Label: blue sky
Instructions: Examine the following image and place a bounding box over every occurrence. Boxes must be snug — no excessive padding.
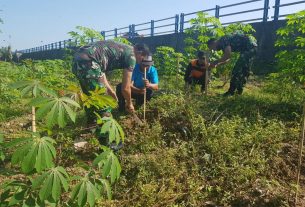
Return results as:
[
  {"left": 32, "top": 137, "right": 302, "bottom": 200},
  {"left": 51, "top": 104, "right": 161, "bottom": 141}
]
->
[{"left": 0, "top": 0, "right": 304, "bottom": 50}]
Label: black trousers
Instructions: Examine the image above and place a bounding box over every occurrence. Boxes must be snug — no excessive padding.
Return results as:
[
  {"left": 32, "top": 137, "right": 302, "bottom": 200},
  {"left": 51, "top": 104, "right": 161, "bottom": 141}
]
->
[
  {"left": 185, "top": 76, "right": 206, "bottom": 92},
  {"left": 116, "top": 83, "right": 153, "bottom": 111},
  {"left": 227, "top": 47, "right": 257, "bottom": 94}
]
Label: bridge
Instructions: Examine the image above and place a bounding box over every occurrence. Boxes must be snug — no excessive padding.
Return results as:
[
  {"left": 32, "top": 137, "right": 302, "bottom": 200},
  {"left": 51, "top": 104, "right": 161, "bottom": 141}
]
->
[{"left": 18, "top": 0, "right": 304, "bottom": 74}]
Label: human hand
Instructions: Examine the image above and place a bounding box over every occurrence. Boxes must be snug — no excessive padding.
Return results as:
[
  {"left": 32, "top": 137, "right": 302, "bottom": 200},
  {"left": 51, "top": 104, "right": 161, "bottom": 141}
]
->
[
  {"left": 125, "top": 102, "right": 135, "bottom": 113},
  {"left": 143, "top": 79, "right": 150, "bottom": 88},
  {"left": 209, "top": 62, "right": 217, "bottom": 69},
  {"left": 139, "top": 88, "right": 146, "bottom": 94}
]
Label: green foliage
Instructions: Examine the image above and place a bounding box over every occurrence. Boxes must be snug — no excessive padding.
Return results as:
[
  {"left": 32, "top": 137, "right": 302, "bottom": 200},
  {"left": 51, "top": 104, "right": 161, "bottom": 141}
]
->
[
  {"left": 263, "top": 75, "right": 305, "bottom": 103},
  {"left": 70, "top": 173, "right": 111, "bottom": 207},
  {"left": 10, "top": 80, "right": 56, "bottom": 98},
  {"left": 68, "top": 26, "right": 104, "bottom": 47},
  {"left": 0, "top": 58, "right": 124, "bottom": 206},
  {"left": 0, "top": 179, "right": 44, "bottom": 207},
  {"left": 81, "top": 87, "right": 118, "bottom": 110},
  {"left": 185, "top": 12, "right": 223, "bottom": 55},
  {"left": 30, "top": 94, "right": 80, "bottom": 128},
  {"left": 7, "top": 135, "right": 56, "bottom": 174},
  {"left": 153, "top": 46, "right": 186, "bottom": 76},
  {"left": 32, "top": 167, "right": 69, "bottom": 202},
  {"left": 184, "top": 12, "right": 256, "bottom": 81},
  {"left": 96, "top": 115, "right": 125, "bottom": 145},
  {"left": 153, "top": 46, "right": 187, "bottom": 91},
  {"left": 113, "top": 37, "right": 132, "bottom": 45},
  {"left": 93, "top": 147, "right": 122, "bottom": 183},
  {"left": 0, "top": 46, "right": 13, "bottom": 62},
  {"left": 223, "top": 23, "right": 256, "bottom": 34},
  {"left": 274, "top": 10, "right": 305, "bottom": 86},
  {"left": 0, "top": 132, "right": 5, "bottom": 161}
]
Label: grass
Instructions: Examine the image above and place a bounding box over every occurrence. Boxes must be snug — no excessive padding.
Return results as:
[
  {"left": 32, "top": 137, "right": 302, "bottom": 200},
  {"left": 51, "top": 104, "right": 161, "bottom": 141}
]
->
[{"left": 0, "top": 61, "right": 304, "bottom": 206}]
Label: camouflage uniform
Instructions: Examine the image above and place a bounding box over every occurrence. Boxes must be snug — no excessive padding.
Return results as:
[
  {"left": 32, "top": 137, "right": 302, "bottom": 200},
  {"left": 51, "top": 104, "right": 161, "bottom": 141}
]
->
[
  {"left": 217, "top": 33, "right": 257, "bottom": 94},
  {"left": 72, "top": 40, "right": 136, "bottom": 120}
]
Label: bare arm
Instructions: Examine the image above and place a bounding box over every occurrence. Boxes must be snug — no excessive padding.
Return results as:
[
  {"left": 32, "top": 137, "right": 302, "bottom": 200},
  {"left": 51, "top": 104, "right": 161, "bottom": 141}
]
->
[
  {"left": 210, "top": 46, "right": 232, "bottom": 69},
  {"left": 121, "top": 69, "right": 134, "bottom": 113},
  {"left": 131, "top": 85, "right": 146, "bottom": 94},
  {"left": 147, "top": 82, "right": 159, "bottom": 90}
]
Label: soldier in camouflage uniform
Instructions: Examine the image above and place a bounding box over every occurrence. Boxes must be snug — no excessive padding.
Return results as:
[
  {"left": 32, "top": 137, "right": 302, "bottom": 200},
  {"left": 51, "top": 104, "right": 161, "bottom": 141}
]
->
[
  {"left": 72, "top": 40, "right": 136, "bottom": 120},
  {"left": 207, "top": 33, "right": 257, "bottom": 96}
]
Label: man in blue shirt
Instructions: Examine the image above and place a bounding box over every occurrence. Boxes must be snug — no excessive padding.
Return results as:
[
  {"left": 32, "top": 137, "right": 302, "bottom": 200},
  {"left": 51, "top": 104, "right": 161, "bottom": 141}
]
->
[{"left": 116, "top": 52, "right": 159, "bottom": 112}]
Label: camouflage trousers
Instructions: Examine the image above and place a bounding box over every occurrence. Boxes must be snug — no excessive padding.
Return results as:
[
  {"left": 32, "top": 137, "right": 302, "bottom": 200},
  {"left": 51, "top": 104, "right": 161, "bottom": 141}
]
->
[
  {"left": 228, "top": 47, "right": 257, "bottom": 94},
  {"left": 72, "top": 58, "right": 111, "bottom": 123}
]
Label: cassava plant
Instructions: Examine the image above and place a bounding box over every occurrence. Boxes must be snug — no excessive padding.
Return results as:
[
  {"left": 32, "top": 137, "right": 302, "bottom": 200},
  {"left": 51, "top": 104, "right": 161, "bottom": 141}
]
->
[
  {"left": 274, "top": 10, "right": 305, "bottom": 205},
  {"left": 153, "top": 46, "right": 187, "bottom": 91},
  {"left": 68, "top": 26, "right": 104, "bottom": 47},
  {"left": 274, "top": 10, "right": 305, "bottom": 87},
  {"left": 10, "top": 80, "right": 56, "bottom": 132},
  {"left": 184, "top": 12, "right": 256, "bottom": 85}
]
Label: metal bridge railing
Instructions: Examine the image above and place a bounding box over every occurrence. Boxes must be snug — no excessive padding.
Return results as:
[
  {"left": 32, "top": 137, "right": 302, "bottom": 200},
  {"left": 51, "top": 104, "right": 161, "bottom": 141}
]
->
[{"left": 19, "top": 0, "right": 305, "bottom": 54}]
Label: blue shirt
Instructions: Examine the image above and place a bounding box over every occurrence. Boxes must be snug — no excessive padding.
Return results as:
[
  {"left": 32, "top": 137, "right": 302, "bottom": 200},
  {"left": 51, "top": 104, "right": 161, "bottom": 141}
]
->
[{"left": 131, "top": 64, "right": 159, "bottom": 89}]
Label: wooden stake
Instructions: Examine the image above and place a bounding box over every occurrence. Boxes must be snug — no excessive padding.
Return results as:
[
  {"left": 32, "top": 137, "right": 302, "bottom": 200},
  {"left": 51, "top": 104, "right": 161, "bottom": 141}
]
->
[
  {"left": 143, "top": 67, "right": 147, "bottom": 122},
  {"left": 204, "top": 69, "right": 209, "bottom": 95},
  {"left": 295, "top": 102, "right": 305, "bottom": 206},
  {"left": 32, "top": 106, "right": 36, "bottom": 133}
]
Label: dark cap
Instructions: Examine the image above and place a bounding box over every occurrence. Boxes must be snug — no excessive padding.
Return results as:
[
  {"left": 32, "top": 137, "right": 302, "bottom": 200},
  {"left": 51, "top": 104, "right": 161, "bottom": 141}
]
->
[
  {"left": 197, "top": 50, "right": 206, "bottom": 59},
  {"left": 141, "top": 55, "right": 154, "bottom": 66}
]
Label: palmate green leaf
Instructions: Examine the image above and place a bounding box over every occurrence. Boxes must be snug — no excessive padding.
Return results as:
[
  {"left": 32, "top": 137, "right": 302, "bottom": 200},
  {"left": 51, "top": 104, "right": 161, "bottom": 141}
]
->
[
  {"left": 82, "top": 87, "right": 117, "bottom": 109},
  {"left": 31, "top": 96, "right": 80, "bottom": 128},
  {"left": 5, "top": 137, "right": 32, "bottom": 148},
  {"left": 33, "top": 167, "right": 69, "bottom": 202},
  {"left": 100, "top": 179, "right": 112, "bottom": 199},
  {"left": 93, "top": 150, "right": 121, "bottom": 183},
  {"left": 98, "top": 117, "right": 125, "bottom": 144},
  {"left": 10, "top": 80, "right": 56, "bottom": 98},
  {"left": 103, "top": 155, "right": 112, "bottom": 178},
  {"left": 39, "top": 173, "right": 53, "bottom": 201},
  {"left": 70, "top": 182, "right": 82, "bottom": 203},
  {"left": 21, "top": 144, "right": 38, "bottom": 173},
  {"left": 78, "top": 182, "right": 87, "bottom": 207},
  {"left": 11, "top": 142, "right": 32, "bottom": 165},
  {"left": 10, "top": 136, "right": 56, "bottom": 174},
  {"left": 70, "top": 176, "right": 101, "bottom": 207},
  {"left": 0, "top": 179, "right": 38, "bottom": 207}
]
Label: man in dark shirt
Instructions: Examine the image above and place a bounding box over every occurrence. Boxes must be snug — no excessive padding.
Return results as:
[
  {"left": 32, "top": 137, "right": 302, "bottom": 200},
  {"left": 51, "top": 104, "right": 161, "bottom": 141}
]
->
[
  {"left": 208, "top": 33, "right": 257, "bottom": 96},
  {"left": 72, "top": 40, "right": 136, "bottom": 119}
]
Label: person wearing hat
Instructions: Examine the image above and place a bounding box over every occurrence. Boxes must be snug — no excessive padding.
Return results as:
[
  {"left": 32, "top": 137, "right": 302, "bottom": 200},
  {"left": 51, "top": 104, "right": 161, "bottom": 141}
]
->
[
  {"left": 184, "top": 50, "right": 209, "bottom": 92},
  {"left": 116, "top": 52, "right": 159, "bottom": 111}
]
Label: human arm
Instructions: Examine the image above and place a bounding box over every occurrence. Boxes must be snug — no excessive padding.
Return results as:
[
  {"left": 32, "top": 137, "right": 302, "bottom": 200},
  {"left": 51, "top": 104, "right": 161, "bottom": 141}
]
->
[
  {"left": 144, "top": 67, "right": 159, "bottom": 90},
  {"left": 209, "top": 46, "right": 232, "bottom": 69},
  {"left": 143, "top": 79, "right": 158, "bottom": 90},
  {"left": 121, "top": 69, "right": 134, "bottom": 113},
  {"left": 131, "top": 81, "right": 146, "bottom": 94}
]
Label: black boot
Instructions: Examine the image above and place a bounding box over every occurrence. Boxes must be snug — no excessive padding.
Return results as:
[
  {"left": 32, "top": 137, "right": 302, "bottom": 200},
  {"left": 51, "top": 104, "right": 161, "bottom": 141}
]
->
[
  {"left": 223, "top": 91, "right": 235, "bottom": 97},
  {"left": 236, "top": 88, "right": 243, "bottom": 95}
]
